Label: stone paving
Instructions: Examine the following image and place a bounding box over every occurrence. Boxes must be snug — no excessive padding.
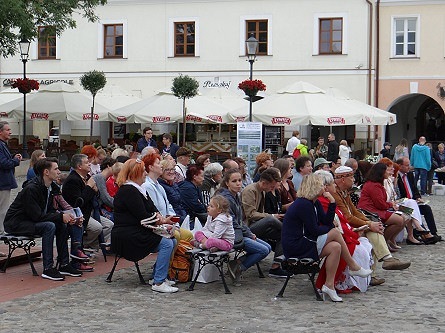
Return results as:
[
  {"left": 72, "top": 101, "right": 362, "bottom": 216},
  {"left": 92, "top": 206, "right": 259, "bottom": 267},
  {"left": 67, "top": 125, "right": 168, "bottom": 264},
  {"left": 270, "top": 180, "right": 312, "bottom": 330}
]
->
[{"left": 1, "top": 177, "right": 445, "bottom": 332}]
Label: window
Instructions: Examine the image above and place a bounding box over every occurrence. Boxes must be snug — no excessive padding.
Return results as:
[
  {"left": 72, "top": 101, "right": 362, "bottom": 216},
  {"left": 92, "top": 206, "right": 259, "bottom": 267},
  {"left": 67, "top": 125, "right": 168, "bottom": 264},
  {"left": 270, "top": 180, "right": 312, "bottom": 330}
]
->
[
  {"left": 246, "top": 20, "right": 268, "bottom": 55},
  {"left": 319, "top": 18, "right": 343, "bottom": 54},
  {"left": 104, "top": 24, "right": 123, "bottom": 58},
  {"left": 174, "top": 22, "right": 195, "bottom": 56},
  {"left": 38, "top": 26, "right": 56, "bottom": 59},
  {"left": 393, "top": 17, "right": 418, "bottom": 57}
]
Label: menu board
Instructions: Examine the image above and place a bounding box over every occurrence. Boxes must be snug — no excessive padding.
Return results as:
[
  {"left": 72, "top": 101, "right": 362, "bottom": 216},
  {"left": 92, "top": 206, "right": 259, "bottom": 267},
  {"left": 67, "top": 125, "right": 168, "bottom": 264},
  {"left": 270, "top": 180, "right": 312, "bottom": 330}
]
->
[{"left": 237, "top": 122, "right": 263, "bottom": 176}]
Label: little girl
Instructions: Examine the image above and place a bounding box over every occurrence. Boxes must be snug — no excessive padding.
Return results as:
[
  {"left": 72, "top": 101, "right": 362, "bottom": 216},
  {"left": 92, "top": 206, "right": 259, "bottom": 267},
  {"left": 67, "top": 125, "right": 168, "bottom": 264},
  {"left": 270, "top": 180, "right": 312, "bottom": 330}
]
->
[{"left": 193, "top": 195, "right": 235, "bottom": 252}]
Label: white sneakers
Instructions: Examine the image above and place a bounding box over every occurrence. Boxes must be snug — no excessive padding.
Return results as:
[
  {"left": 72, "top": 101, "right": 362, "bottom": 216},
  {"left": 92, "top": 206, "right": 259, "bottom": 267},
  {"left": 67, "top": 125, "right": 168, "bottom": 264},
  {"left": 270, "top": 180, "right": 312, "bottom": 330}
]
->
[
  {"left": 149, "top": 279, "right": 176, "bottom": 287},
  {"left": 151, "top": 281, "right": 179, "bottom": 293}
]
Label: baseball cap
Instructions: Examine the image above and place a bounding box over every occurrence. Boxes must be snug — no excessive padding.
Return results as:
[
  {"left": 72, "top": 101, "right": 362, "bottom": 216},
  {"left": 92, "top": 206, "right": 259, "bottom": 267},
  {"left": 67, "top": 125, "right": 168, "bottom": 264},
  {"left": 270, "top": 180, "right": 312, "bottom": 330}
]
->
[{"left": 314, "top": 157, "right": 331, "bottom": 169}]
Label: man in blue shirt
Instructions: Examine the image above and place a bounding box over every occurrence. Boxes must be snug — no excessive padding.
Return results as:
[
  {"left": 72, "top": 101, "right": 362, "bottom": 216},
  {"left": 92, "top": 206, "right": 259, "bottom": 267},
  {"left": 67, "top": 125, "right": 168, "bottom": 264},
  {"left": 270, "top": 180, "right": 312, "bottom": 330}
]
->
[
  {"left": 0, "top": 121, "right": 22, "bottom": 236},
  {"left": 136, "top": 127, "right": 157, "bottom": 153}
]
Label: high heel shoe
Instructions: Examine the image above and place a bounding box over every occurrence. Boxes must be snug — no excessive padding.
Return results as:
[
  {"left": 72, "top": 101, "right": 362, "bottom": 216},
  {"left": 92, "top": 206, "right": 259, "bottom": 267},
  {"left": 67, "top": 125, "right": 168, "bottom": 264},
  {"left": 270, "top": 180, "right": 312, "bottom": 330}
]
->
[
  {"left": 406, "top": 239, "right": 423, "bottom": 245},
  {"left": 349, "top": 267, "right": 372, "bottom": 278},
  {"left": 321, "top": 285, "right": 343, "bottom": 302}
]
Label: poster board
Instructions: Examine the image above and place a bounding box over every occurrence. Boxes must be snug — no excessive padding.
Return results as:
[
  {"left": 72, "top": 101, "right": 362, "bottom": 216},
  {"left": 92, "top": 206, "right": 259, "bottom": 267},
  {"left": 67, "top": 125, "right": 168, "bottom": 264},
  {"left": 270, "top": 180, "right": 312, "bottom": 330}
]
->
[{"left": 237, "top": 122, "right": 263, "bottom": 176}]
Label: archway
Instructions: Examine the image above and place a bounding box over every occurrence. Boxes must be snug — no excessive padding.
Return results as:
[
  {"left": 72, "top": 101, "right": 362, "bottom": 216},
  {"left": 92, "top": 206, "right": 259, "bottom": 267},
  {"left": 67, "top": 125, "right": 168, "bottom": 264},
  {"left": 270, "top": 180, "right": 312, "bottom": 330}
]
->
[{"left": 385, "top": 93, "right": 444, "bottom": 148}]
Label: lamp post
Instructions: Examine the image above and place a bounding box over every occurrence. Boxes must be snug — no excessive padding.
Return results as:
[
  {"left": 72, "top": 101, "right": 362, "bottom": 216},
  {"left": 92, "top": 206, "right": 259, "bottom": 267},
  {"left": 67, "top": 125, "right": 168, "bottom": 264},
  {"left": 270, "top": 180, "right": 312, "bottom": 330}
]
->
[
  {"left": 19, "top": 38, "right": 31, "bottom": 158},
  {"left": 246, "top": 35, "right": 258, "bottom": 122}
]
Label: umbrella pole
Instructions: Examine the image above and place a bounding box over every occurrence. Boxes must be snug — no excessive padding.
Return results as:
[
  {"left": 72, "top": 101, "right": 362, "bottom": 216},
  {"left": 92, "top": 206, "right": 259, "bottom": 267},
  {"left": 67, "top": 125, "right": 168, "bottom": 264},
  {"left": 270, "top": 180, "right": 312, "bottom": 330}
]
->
[
  {"left": 89, "top": 95, "right": 95, "bottom": 143},
  {"left": 182, "top": 98, "right": 186, "bottom": 146}
]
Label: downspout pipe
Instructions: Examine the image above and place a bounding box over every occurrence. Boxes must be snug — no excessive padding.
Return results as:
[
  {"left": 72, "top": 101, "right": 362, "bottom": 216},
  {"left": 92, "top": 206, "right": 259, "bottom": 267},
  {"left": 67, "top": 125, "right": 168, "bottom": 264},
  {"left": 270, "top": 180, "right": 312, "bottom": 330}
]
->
[{"left": 364, "top": 0, "right": 373, "bottom": 153}]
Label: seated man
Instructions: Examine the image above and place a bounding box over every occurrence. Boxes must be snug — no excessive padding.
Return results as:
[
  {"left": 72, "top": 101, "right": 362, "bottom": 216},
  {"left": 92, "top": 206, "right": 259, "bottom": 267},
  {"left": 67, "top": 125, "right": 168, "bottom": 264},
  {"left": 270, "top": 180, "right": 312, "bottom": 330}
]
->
[
  {"left": 241, "top": 167, "right": 286, "bottom": 277},
  {"left": 62, "top": 154, "right": 113, "bottom": 251},
  {"left": 332, "top": 166, "right": 411, "bottom": 286},
  {"left": 395, "top": 157, "right": 441, "bottom": 242},
  {"left": 4, "top": 158, "right": 82, "bottom": 280}
]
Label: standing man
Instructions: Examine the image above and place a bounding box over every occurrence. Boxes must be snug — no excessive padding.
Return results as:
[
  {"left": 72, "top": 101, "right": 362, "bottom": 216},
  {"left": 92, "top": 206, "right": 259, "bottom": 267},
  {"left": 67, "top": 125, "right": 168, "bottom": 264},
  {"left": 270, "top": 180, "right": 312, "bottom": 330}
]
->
[
  {"left": 4, "top": 158, "right": 82, "bottom": 280},
  {"left": 0, "top": 121, "right": 22, "bottom": 235},
  {"left": 136, "top": 127, "right": 157, "bottom": 153},
  {"left": 285, "top": 130, "right": 300, "bottom": 155},
  {"left": 326, "top": 133, "right": 339, "bottom": 163},
  {"left": 410, "top": 136, "right": 431, "bottom": 195}
]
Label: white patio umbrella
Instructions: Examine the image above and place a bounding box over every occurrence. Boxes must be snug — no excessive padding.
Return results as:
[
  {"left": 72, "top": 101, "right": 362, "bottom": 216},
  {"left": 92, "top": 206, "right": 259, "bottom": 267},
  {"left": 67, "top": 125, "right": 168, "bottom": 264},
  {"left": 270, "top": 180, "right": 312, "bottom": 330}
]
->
[
  {"left": 0, "top": 82, "right": 111, "bottom": 121},
  {"left": 201, "top": 88, "right": 247, "bottom": 123},
  {"left": 0, "top": 88, "right": 36, "bottom": 118},
  {"left": 113, "top": 89, "right": 228, "bottom": 124},
  {"left": 229, "top": 81, "right": 396, "bottom": 126}
]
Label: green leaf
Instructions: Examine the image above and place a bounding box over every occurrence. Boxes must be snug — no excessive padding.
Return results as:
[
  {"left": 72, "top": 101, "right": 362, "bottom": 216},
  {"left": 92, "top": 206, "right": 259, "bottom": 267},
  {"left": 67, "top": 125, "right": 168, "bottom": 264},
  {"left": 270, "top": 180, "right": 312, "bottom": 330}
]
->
[
  {"left": 80, "top": 70, "right": 107, "bottom": 96},
  {"left": 171, "top": 75, "right": 199, "bottom": 99}
]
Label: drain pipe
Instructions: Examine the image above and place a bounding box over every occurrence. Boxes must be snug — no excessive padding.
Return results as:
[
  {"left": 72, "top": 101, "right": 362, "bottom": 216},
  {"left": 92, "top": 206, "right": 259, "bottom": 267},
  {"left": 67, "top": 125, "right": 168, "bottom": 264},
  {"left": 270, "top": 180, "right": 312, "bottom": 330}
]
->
[{"left": 364, "top": 0, "right": 373, "bottom": 153}]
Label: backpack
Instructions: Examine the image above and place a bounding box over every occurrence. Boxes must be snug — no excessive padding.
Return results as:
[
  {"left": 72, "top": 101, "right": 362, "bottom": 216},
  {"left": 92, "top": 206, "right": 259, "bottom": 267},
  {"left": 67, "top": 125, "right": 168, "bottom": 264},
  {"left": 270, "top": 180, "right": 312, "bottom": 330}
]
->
[
  {"left": 292, "top": 147, "right": 301, "bottom": 159},
  {"left": 169, "top": 240, "right": 194, "bottom": 282}
]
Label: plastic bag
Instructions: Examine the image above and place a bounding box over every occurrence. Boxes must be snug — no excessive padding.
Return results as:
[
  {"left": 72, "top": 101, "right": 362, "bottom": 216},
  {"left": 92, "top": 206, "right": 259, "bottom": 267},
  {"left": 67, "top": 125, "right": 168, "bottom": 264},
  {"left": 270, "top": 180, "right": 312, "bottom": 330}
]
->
[{"left": 181, "top": 216, "right": 203, "bottom": 236}]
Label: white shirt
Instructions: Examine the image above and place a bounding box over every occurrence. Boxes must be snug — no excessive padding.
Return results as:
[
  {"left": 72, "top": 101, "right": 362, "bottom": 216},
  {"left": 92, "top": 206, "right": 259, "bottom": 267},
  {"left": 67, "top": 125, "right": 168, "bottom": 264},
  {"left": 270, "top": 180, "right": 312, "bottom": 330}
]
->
[
  {"left": 286, "top": 136, "right": 300, "bottom": 154},
  {"left": 89, "top": 163, "right": 101, "bottom": 176}
]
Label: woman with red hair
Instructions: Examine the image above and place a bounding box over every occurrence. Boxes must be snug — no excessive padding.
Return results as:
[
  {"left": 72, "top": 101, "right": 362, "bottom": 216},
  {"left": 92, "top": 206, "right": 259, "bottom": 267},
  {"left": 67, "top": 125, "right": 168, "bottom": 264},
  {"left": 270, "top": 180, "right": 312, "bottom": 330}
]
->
[{"left": 112, "top": 159, "right": 178, "bottom": 293}]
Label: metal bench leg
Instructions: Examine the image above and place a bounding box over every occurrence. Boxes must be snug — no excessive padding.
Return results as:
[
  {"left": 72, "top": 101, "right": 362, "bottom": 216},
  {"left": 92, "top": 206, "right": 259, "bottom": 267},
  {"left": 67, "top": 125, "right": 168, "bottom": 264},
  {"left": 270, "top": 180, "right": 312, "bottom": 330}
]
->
[
  {"left": 23, "top": 241, "right": 38, "bottom": 276},
  {"left": 215, "top": 263, "right": 232, "bottom": 294},
  {"left": 134, "top": 261, "right": 146, "bottom": 285},
  {"left": 0, "top": 241, "right": 15, "bottom": 273},
  {"left": 106, "top": 255, "right": 120, "bottom": 283},
  {"left": 187, "top": 261, "right": 204, "bottom": 292},
  {"left": 256, "top": 262, "right": 265, "bottom": 278},
  {"left": 275, "top": 274, "right": 292, "bottom": 298},
  {"left": 309, "top": 272, "right": 323, "bottom": 301}
]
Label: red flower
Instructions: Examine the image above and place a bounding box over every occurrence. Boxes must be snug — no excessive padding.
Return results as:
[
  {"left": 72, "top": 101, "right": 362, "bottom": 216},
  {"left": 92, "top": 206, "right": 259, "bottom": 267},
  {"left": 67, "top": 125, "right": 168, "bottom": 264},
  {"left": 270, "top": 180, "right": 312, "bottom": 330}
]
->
[
  {"left": 238, "top": 79, "right": 266, "bottom": 94},
  {"left": 11, "top": 78, "right": 40, "bottom": 93}
]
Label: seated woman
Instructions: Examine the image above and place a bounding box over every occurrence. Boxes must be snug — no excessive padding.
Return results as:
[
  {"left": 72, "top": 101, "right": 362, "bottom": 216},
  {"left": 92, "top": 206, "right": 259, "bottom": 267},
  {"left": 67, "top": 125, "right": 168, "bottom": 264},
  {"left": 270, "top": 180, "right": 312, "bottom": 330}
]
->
[
  {"left": 216, "top": 169, "right": 271, "bottom": 285},
  {"left": 111, "top": 158, "right": 178, "bottom": 293},
  {"left": 195, "top": 153, "right": 211, "bottom": 169},
  {"left": 233, "top": 157, "right": 253, "bottom": 190},
  {"left": 178, "top": 165, "right": 208, "bottom": 224},
  {"left": 158, "top": 159, "right": 187, "bottom": 222},
  {"left": 252, "top": 151, "right": 273, "bottom": 182},
  {"left": 200, "top": 162, "right": 223, "bottom": 206},
  {"left": 314, "top": 170, "right": 372, "bottom": 293},
  {"left": 142, "top": 153, "right": 192, "bottom": 243},
  {"left": 27, "top": 149, "right": 45, "bottom": 180},
  {"left": 380, "top": 158, "right": 435, "bottom": 246},
  {"left": 282, "top": 173, "right": 372, "bottom": 302},
  {"left": 274, "top": 158, "right": 297, "bottom": 212},
  {"left": 92, "top": 157, "right": 116, "bottom": 221},
  {"left": 357, "top": 163, "right": 405, "bottom": 250}
]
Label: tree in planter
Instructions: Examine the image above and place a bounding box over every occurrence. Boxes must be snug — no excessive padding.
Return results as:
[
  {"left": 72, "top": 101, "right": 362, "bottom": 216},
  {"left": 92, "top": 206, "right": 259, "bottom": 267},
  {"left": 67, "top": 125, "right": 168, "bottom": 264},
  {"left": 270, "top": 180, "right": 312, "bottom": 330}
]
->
[
  {"left": 171, "top": 75, "right": 199, "bottom": 146},
  {"left": 0, "top": 0, "right": 106, "bottom": 58},
  {"left": 80, "top": 70, "right": 107, "bottom": 141}
]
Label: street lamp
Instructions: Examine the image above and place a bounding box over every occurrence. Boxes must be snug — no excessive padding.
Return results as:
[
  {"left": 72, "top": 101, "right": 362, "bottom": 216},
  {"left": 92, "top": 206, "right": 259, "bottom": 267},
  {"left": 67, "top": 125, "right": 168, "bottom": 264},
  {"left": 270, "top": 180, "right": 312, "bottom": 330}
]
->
[
  {"left": 19, "top": 38, "right": 31, "bottom": 158},
  {"left": 246, "top": 34, "right": 258, "bottom": 122}
]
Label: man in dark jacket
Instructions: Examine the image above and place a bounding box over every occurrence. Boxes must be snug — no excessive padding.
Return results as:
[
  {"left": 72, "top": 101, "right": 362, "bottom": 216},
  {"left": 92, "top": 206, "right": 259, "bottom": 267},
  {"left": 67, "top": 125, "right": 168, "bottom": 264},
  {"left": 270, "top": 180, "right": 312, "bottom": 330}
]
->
[
  {"left": 4, "top": 158, "right": 81, "bottom": 280},
  {"left": 395, "top": 157, "right": 441, "bottom": 242},
  {"left": 0, "top": 121, "right": 22, "bottom": 236},
  {"left": 62, "top": 154, "right": 110, "bottom": 249},
  {"left": 326, "top": 133, "right": 339, "bottom": 162},
  {"left": 136, "top": 127, "right": 157, "bottom": 153}
]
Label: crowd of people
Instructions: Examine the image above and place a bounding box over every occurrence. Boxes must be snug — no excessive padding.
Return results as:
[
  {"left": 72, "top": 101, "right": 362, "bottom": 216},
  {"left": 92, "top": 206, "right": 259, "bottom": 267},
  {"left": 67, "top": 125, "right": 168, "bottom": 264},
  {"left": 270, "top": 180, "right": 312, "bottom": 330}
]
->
[{"left": 0, "top": 120, "right": 443, "bottom": 301}]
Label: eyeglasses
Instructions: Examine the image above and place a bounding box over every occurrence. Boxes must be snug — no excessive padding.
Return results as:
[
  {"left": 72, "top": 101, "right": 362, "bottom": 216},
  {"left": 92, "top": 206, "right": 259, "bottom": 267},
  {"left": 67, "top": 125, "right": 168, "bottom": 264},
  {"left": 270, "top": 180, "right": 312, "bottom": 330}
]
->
[{"left": 163, "top": 168, "right": 176, "bottom": 173}]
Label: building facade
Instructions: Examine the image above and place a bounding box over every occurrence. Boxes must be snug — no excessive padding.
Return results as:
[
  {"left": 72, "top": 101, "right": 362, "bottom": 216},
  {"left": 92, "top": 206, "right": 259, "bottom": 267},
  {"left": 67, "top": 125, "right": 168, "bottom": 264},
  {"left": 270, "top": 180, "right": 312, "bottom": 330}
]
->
[{"left": 0, "top": 0, "right": 375, "bottom": 151}]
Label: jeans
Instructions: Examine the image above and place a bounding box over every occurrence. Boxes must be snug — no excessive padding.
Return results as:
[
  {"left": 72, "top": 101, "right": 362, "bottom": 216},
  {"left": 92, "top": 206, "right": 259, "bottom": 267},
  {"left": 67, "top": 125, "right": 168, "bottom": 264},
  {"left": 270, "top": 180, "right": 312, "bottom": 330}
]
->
[
  {"left": 414, "top": 168, "right": 428, "bottom": 195},
  {"left": 67, "top": 224, "right": 84, "bottom": 254},
  {"left": 240, "top": 237, "right": 271, "bottom": 270},
  {"left": 249, "top": 215, "right": 283, "bottom": 261},
  {"left": 34, "top": 221, "right": 69, "bottom": 270},
  {"left": 153, "top": 237, "right": 176, "bottom": 284}
]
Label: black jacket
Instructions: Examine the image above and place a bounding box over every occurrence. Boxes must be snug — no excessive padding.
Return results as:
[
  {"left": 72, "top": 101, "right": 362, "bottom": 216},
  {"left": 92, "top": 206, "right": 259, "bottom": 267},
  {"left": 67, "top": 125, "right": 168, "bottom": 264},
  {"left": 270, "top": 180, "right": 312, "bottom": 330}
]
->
[
  {"left": 4, "top": 177, "right": 63, "bottom": 235},
  {"left": 327, "top": 140, "right": 339, "bottom": 162},
  {"left": 62, "top": 170, "right": 97, "bottom": 223},
  {"left": 396, "top": 171, "right": 421, "bottom": 200}
]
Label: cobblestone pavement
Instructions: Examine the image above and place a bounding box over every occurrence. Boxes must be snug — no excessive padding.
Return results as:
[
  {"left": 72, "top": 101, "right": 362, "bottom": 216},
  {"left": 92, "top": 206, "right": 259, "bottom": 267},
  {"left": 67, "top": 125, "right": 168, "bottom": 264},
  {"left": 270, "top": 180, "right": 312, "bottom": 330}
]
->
[{"left": 2, "top": 178, "right": 445, "bottom": 332}]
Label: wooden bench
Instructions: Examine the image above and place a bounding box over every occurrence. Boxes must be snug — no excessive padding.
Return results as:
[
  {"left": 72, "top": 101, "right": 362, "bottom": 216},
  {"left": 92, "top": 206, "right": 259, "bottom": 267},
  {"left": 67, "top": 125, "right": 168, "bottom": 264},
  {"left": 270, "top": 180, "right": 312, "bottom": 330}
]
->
[
  {"left": 275, "top": 255, "right": 322, "bottom": 301},
  {"left": 186, "top": 248, "right": 234, "bottom": 294},
  {"left": 0, "top": 234, "right": 41, "bottom": 276}
]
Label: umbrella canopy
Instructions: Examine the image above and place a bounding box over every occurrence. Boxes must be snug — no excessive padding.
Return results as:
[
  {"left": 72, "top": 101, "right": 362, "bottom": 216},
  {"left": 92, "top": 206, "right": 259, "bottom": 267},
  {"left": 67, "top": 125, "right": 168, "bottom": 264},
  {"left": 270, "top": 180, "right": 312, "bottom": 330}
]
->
[
  {"left": 0, "top": 82, "right": 111, "bottom": 121},
  {"left": 201, "top": 88, "right": 247, "bottom": 123},
  {"left": 0, "top": 88, "right": 36, "bottom": 118},
  {"left": 229, "top": 81, "right": 397, "bottom": 126},
  {"left": 112, "top": 89, "right": 229, "bottom": 124},
  {"left": 95, "top": 84, "right": 142, "bottom": 111}
]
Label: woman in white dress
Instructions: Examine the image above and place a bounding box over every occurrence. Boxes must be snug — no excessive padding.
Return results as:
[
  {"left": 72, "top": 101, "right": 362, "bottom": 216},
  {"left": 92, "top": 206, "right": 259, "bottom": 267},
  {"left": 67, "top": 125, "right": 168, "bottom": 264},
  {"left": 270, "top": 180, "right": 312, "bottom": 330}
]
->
[{"left": 338, "top": 140, "right": 351, "bottom": 166}]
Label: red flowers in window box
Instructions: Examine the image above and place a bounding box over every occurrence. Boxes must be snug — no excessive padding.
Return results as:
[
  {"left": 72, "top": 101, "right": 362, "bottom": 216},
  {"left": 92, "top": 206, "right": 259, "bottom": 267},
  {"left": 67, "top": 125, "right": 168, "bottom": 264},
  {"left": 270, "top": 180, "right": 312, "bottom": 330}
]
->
[
  {"left": 11, "top": 78, "right": 40, "bottom": 94},
  {"left": 238, "top": 79, "right": 266, "bottom": 97}
]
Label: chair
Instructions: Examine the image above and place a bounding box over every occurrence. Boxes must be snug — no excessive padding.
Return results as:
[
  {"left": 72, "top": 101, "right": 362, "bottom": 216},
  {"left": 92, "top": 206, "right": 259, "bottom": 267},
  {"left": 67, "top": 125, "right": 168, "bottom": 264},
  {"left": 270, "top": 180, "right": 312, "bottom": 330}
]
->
[
  {"left": 105, "top": 254, "right": 147, "bottom": 285},
  {"left": 0, "top": 234, "right": 41, "bottom": 276}
]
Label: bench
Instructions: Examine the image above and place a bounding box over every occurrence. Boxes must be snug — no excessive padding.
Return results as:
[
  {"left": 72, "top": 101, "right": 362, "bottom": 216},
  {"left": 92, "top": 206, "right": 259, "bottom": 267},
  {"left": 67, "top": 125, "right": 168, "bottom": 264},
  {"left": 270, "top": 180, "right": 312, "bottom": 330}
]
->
[
  {"left": 0, "top": 234, "right": 41, "bottom": 276},
  {"left": 105, "top": 254, "right": 148, "bottom": 285},
  {"left": 186, "top": 248, "right": 234, "bottom": 294},
  {"left": 275, "top": 255, "right": 322, "bottom": 301}
]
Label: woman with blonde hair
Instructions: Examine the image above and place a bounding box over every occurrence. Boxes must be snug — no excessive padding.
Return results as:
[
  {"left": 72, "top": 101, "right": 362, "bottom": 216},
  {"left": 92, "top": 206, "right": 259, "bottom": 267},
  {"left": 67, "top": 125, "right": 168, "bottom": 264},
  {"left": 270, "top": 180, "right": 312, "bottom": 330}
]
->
[
  {"left": 27, "top": 149, "right": 45, "bottom": 180},
  {"left": 338, "top": 140, "right": 351, "bottom": 165},
  {"left": 393, "top": 138, "right": 409, "bottom": 162},
  {"left": 282, "top": 173, "right": 372, "bottom": 302},
  {"left": 112, "top": 159, "right": 178, "bottom": 293}
]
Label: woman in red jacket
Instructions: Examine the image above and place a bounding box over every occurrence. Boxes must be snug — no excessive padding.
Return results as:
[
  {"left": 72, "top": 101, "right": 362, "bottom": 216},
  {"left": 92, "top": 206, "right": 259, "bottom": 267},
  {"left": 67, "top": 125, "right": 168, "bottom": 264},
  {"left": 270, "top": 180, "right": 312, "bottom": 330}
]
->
[{"left": 358, "top": 163, "right": 405, "bottom": 249}]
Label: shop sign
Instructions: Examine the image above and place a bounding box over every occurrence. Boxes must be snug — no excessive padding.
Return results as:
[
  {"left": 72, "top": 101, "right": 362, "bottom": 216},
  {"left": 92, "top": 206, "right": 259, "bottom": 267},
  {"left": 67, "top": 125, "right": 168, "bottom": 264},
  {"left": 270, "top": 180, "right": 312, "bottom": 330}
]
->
[
  {"left": 3, "top": 78, "right": 75, "bottom": 87},
  {"left": 327, "top": 117, "right": 345, "bottom": 125},
  {"left": 207, "top": 115, "right": 223, "bottom": 123},
  {"left": 202, "top": 80, "right": 231, "bottom": 89},
  {"left": 186, "top": 115, "right": 203, "bottom": 122},
  {"left": 116, "top": 116, "right": 127, "bottom": 122},
  {"left": 152, "top": 116, "right": 170, "bottom": 123},
  {"left": 83, "top": 113, "right": 99, "bottom": 120},
  {"left": 31, "top": 113, "right": 49, "bottom": 120},
  {"left": 271, "top": 117, "right": 291, "bottom": 125}
]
